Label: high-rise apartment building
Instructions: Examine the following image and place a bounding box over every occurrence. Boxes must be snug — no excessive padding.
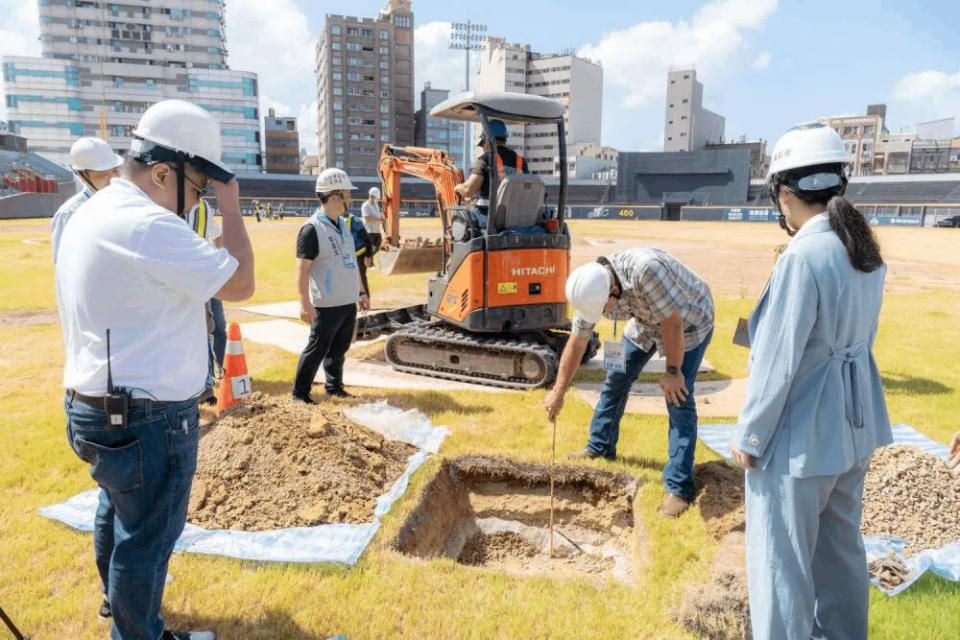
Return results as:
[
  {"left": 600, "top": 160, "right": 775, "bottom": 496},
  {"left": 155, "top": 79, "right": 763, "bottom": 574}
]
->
[
  {"left": 663, "top": 69, "right": 724, "bottom": 152},
  {"left": 413, "top": 83, "right": 464, "bottom": 164},
  {"left": 315, "top": 0, "right": 414, "bottom": 176},
  {"left": 2, "top": 0, "right": 262, "bottom": 173},
  {"left": 264, "top": 108, "right": 298, "bottom": 174},
  {"left": 475, "top": 38, "right": 603, "bottom": 176}
]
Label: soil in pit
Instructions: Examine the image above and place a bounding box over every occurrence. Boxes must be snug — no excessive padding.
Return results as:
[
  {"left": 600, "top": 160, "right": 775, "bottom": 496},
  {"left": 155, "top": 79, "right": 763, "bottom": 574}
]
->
[
  {"left": 392, "top": 456, "right": 639, "bottom": 584},
  {"left": 188, "top": 392, "right": 416, "bottom": 530}
]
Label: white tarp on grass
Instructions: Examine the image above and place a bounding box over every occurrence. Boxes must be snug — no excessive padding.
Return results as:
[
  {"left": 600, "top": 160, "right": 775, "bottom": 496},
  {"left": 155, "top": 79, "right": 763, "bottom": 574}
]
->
[
  {"left": 38, "top": 402, "right": 448, "bottom": 566},
  {"left": 697, "top": 422, "right": 959, "bottom": 595}
]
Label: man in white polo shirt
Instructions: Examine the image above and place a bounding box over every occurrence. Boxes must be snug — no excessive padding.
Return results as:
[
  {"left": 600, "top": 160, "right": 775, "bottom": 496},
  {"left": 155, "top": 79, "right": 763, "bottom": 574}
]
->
[
  {"left": 56, "top": 99, "right": 254, "bottom": 640},
  {"left": 50, "top": 136, "right": 122, "bottom": 261}
]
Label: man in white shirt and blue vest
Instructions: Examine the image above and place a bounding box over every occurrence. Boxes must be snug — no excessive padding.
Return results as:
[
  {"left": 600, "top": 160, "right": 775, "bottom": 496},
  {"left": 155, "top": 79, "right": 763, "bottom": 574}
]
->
[
  {"left": 50, "top": 136, "right": 122, "bottom": 261},
  {"left": 56, "top": 99, "right": 254, "bottom": 640},
  {"left": 292, "top": 167, "right": 370, "bottom": 403}
]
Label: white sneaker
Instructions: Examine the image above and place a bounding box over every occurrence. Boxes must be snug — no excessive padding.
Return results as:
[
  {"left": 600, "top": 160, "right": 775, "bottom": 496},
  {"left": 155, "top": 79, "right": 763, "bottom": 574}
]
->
[{"left": 162, "top": 631, "right": 216, "bottom": 640}]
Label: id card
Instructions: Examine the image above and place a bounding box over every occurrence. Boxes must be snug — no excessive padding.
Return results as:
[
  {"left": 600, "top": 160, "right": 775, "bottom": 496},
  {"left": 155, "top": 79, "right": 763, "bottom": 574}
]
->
[
  {"left": 603, "top": 340, "right": 626, "bottom": 372},
  {"left": 732, "top": 317, "right": 750, "bottom": 348}
]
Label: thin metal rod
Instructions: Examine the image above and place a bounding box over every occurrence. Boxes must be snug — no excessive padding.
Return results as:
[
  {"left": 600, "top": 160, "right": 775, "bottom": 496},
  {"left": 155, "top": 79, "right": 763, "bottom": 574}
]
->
[
  {"left": 549, "top": 416, "right": 556, "bottom": 559},
  {"left": 0, "top": 605, "right": 27, "bottom": 640}
]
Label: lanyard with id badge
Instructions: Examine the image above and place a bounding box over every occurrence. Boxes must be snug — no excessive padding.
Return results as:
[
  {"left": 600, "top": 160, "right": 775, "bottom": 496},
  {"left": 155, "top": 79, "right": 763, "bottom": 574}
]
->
[{"left": 602, "top": 316, "right": 627, "bottom": 373}]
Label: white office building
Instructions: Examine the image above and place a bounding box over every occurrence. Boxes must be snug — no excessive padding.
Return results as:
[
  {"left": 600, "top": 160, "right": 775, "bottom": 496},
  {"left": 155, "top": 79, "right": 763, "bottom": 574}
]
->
[
  {"left": 663, "top": 69, "right": 725, "bottom": 152},
  {"left": 475, "top": 38, "right": 603, "bottom": 176},
  {"left": 2, "top": 0, "right": 262, "bottom": 173}
]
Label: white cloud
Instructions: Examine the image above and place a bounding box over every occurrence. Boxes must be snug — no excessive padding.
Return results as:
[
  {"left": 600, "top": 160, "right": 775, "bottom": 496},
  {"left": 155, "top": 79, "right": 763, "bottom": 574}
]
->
[
  {"left": 577, "top": 0, "right": 778, "bottom": 109},
  {"left": 890, "top": 70, "right": 960, "bottom": 132},
  {"left": 297, "top": 101, "right": 318, "bottom": 155},
  {"left": 0, "top": 0, "right": 41, "bottom": 120},
  {"left": 225, "top": 0, "right": 316, "bottom": 154},
  {"left": 414, "top": 21, "right": 480, "bottom": 108},
  {"left": 752, "top": 51, "right": 771, "bottom": 70}
]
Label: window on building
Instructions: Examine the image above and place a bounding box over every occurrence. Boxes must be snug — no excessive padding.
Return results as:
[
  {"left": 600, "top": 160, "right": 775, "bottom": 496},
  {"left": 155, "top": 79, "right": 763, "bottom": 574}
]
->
[
  {"left": 380, "top": 76, "right": 389, "bottom": 84},
  {"left": 362, "top": 29, "right": 373, "bottom": 37},
  {"left": 336, "top": 146, "right": 344, "bottom": 154},
  {"left": 380, "top": 119, "right": 389, "bottom": 127},
  {"left": 681, "top": 98, "right": 688, "bottom": 104},
  {"left": 332, "top": 57, "right": 341, "bottom": 65},
  {"left": 333, "top": 72, "right": 342, "bottom": 80},
  {"left": 380, "top": 133, "right": 390, "bottom": 142},
  {"left": 347, "top": 27, "right": 359, "bottom": 36},
  {"left": 863, "top": 125, "right": 874, "bottom": 136},
  {"left": 379, "top": 46, "right": 389, "bottom": 55},
  {"left": 334, "top": 117, "right": 343, "bottom": 125},
  {"left": 380, "top": 90, "right": 389, "bottom": 98},
  {"left": 145, "top": 78, "right": 154, "bottom": 89},
  {"left": 669, "top": 103, "right": 674, "bottom": 108},
  {"left": 333, "top": 87, "right": 342, "bottom": 95},
  {"left": 331, "top": 42, "right": 341, "bottom": 50},
  {"left": 333, "top": 101, "right": 342, "bottom": 111},
  {"left": 335, "top": 130, "right": 343, "bottom": 139},
  {"left": 335, "top": 160, "right": 344, "bottom": 168},
  {"left": 331, "top": 25, "right": 341, "bottom": 35},
  {"left": 346, "top": 42, "right": 360, "bottom": 51},
  {"left": 380, "top": 61, "right": 389, "bottom": 69},
  {"left": 683, "top": 74, "right": 689, "bottom": 79},
  {"left": 114, "top": 76, "right": 123, "bottom": 87},
  {"left": 380, "top": 29, "right": 389, "bottom": 39},
  {"left": 380, "top": 103, "right": 389, "bottom": 113}
]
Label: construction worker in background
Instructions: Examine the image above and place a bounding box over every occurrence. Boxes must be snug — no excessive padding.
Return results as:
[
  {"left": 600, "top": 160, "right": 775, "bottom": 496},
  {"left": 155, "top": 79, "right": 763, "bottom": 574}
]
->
[
  {"left": 277, "top": 203, "right": 285, "bottom": 220},
  {"left": 453, "top": 119, "right": 527, "bottom": 230},
  {"left": 292, "top": 168, "right": 370, "bottom": 404},
  {"left": 344, "top": 208, "right": 374, "bottom": 303},
  {"left": 50, "top": 137, "right": 122, "bottom": 261},
  {"left": 186, "top": 198, "right": 227, "bottom": 405},
  {"left": 361, "top": 186, "right": 384, "bottom": 264},
  {"left": 56, "top": 99, "right": 254, "bottom": 640},
  {"left": 543, "top": 250, "right": 714, "bottom": 519},
  {"left": 265, "top": 202, "right": 273, "bottom": 221},
  {"left": 730, "top": 123, "right": 891, "bottom": 640}
]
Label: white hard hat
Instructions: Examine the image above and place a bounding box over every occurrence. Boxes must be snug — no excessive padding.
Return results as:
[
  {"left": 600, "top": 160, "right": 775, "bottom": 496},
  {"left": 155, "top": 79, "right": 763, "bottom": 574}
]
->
[
  {"left": 565, "top": 262, "right": 611, "bottom": 324},
  {"left": 369, "top": 186, "right": 381, "bottom": 198},
  {"left": 315, "top": 167, "right": 356, "bottom": 194},
  {"left": 767, "top": 122, "right": 849, "bottom": 178},
  {"left": 130, "top": 99, "right": 234, "bottom": 182},
  {"left": 70, "top": 137, "right": 122, "bottom": 172}
]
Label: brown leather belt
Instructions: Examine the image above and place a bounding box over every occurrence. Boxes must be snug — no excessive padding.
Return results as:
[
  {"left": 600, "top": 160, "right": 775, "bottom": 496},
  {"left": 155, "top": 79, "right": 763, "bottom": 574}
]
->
[{"left": 68, "top": 391, "right": 185, "bottom": 409}]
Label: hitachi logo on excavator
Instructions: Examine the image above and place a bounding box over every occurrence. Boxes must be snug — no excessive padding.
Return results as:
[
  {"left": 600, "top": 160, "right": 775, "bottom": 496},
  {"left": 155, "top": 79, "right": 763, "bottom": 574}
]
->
[{"left": 511, "top": 266, "right": 556, "bottom": 276}]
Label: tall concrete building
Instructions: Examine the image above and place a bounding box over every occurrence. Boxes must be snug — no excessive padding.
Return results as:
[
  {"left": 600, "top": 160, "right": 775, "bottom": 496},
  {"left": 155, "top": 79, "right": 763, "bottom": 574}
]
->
[
  {"left": 663, "top": 69, "right": 724, "bottom": 152},
  {"left": 2, "top": 0, "right": 262, "bottom": 173},
  {"left": 263, "top": 108, "right": 298, "bottom": 174},
  {"left": 413, "top": 83, "right": 464, "bottom": 163},
  {"left": 475, "top": 38, "right": 603, "bottom": 176},
  {"left": 315, "top": 0, "right": 414, "bottom": 176}
]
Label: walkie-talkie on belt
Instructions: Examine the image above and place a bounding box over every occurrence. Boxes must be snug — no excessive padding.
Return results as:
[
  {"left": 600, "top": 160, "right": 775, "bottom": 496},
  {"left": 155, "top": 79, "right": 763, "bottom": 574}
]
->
[{"left": 103, "top": 328, "right": 129, "bottom": 429}]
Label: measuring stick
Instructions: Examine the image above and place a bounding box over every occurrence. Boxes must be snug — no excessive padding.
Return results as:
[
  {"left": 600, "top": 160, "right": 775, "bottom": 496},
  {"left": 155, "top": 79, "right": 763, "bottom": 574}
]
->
[{"left": 549, "top": 416, "right": 556, "bottom": 559}]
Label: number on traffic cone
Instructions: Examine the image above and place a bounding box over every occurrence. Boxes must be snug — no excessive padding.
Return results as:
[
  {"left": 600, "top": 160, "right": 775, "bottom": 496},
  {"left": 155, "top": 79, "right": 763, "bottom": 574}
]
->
[{"left": 217, "top": 322, "right": 251, "bottom": 413}]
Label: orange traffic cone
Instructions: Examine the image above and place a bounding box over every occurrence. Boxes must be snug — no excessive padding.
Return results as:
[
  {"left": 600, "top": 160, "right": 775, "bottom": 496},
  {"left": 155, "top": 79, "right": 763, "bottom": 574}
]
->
[{"left": 217, "top": 322, "right": 251, "bottom": 414}]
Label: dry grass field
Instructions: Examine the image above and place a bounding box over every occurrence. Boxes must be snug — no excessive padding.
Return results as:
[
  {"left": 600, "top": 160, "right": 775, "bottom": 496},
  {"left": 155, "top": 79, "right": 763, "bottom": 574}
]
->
[{"left": 1, "top": 216, "right": 957, "bottom": 638}]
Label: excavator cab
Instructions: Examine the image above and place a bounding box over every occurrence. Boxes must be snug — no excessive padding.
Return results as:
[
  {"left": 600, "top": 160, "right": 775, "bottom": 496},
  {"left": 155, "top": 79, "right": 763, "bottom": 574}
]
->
[
  {"left": 426, "top": 92, "right": 569, "bottom": 336},
  {"left": 376, "top": 92, "right": 583, "bottom": 388}
]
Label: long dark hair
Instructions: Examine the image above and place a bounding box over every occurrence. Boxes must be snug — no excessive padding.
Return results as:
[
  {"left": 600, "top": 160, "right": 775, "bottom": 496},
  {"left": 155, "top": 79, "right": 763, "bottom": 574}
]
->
[{"left": 777, "top": 163, "right": 883, "bottom": 273}]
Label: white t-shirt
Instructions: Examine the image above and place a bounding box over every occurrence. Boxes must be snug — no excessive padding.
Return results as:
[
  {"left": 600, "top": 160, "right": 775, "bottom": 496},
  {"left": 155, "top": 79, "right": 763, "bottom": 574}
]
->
[
  {"left": 56, "top": 178, "right": 238, "bottom": 400},
  {"left": 50, "top": 187, "right": 91, "bottom": 263},
  {"left": 361, "top": 200, "right": 383, "bottom": 234}
]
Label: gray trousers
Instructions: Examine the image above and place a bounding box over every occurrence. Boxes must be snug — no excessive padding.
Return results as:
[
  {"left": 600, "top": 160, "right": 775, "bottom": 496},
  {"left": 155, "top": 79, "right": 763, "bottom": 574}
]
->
[{"left": 745, "top": 453, "right": 871, "bottom": 640}]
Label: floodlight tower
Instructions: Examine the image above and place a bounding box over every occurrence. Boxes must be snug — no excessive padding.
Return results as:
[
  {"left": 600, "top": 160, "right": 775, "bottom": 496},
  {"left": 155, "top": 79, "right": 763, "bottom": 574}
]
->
[{"left": 449, "top": 20, "right": 487, "bottom": 170}]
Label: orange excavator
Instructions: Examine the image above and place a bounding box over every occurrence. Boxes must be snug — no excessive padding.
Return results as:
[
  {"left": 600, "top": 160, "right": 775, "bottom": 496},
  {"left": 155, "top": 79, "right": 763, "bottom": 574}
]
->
[
  {"left": 375, "top": 145, "right": 461, "bottom": 275},
  {"left": 359, "top": 92, "right": 598, "bottom": 389}
]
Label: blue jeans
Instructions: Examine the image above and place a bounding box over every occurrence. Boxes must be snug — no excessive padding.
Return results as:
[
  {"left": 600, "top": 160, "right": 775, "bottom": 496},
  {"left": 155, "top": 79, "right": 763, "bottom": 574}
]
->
[
  {"left": 587, "top": 330, "right": 713, "bottom": 498},
  {"left": 65, "top": 394, "right": 200, "bottom": 640}
]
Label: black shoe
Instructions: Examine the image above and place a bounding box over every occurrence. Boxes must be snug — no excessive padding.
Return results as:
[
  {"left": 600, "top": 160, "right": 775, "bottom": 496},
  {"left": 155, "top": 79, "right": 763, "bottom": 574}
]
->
[
  {"left": 326, "top": 387, "right": 353, "bottom": 399},
  {"left": 291, "top": 392, "right": 316, "bottom": 405},
  {"left": 98, "top": 598, "right": 111, "bottom": 619},
  {"left": 566, "top": 448, "right": 615, "bottom": 461},
  {"left": 200, "top": 386, "right": 217, "bottom": 405},
  {"left": 162, "top": 631, "right": 216, "bottom": 640}
]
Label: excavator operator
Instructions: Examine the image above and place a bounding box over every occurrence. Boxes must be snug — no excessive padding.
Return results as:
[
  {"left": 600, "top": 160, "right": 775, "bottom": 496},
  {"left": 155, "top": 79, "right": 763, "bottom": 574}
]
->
[{"left": 453, "top": 119, "right": 528, "bottom": 230}]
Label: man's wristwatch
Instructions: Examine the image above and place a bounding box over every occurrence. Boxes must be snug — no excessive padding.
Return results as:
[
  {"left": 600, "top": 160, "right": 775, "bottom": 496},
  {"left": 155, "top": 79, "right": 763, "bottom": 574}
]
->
[{"left": 666, "top": 365, "right": 680, "bottom": 376}]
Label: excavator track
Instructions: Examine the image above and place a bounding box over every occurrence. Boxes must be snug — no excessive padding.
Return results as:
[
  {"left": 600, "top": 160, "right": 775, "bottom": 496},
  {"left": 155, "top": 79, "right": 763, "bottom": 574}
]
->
[{"left": 385, "top": 322, "right": 560, "bottom": 390}]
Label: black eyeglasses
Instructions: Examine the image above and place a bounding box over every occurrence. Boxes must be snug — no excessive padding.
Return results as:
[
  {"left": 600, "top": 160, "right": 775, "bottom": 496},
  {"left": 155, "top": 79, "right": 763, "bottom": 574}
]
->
[{"left": 165, "top": 163, "right": 208, "bottom": 199}]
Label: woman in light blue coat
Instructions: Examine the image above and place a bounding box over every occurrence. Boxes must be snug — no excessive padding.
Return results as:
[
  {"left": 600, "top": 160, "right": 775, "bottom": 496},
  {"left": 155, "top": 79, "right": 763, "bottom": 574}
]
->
[{"left": 731, "top": 122, "right": 892, "bottom": 640}]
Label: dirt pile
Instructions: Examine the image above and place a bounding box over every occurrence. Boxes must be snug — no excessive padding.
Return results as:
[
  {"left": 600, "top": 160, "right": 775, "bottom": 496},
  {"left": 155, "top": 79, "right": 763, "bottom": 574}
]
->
[
  {"left": 678, "top": 531, "right": 751, "bottom": 640},
  {"left": 188, "top": 393, "right": 416, "bottom": 531},
  {"left": 861, "top": 445, "right": 960, "bottom": 554}
]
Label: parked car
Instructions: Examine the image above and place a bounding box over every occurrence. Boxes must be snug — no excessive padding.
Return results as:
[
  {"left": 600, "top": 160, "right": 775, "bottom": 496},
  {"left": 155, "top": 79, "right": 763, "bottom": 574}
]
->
[{"left": 935, "top": 215, "right": 960, "bottom": 228}]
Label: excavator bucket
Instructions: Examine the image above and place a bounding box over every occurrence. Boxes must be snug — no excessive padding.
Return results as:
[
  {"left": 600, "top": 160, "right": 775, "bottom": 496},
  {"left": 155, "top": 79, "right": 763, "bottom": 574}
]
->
[{"left": 377, "top": 238, "right": 444, "bottom": 275}]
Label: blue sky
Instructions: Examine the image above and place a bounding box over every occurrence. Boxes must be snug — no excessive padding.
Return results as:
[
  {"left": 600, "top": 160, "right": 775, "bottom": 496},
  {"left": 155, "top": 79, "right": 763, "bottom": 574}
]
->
[{"left": 1, "top": 0, "right": 958, "bottom": 154}]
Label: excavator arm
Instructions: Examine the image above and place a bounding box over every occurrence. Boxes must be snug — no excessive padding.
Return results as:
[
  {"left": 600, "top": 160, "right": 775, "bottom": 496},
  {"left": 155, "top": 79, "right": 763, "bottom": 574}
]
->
[{"left": 377, "top": 145, "right": 465, "bottom": 248}]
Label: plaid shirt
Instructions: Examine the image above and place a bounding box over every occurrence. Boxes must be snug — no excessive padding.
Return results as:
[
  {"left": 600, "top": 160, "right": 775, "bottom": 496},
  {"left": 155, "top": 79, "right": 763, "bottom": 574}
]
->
[{"left": 572, "top": 248, "right": 714, "bottom": 353}]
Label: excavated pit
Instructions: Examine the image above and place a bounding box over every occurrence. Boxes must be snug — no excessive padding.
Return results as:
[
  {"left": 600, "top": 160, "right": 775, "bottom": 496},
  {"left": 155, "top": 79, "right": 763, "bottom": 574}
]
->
[{"left": 392, "top": 456, "right": 640, "bottom": 583}]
